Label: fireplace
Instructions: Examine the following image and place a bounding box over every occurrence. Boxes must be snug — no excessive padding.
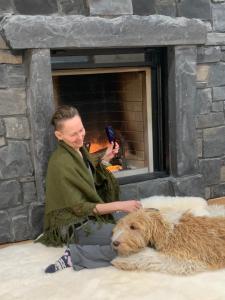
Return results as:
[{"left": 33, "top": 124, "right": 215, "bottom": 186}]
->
[
  {"left": 0, "top": 12, "right": 207, "bottom": 243},
  {"left": 51, "top": 48, "right": 167, "bottom": 178}
]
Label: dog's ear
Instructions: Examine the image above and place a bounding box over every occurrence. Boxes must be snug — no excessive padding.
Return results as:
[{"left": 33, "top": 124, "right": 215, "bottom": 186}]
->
[{"left": 144, "top": 208, "right": 159, "bottom": 212}]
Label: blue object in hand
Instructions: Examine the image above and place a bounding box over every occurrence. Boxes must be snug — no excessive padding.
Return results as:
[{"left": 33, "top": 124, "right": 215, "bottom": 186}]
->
[{"left": 105, "top": 126, "right": 116, "bottom": 148}]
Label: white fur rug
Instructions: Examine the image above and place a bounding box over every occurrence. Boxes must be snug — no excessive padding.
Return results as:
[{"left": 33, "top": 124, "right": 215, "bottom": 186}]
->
[{"left": 1, "top": 242, "right": 225, "bottom": 300}]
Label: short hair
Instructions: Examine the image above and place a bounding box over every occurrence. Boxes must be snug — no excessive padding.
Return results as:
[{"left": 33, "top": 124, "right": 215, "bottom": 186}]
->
[{"left": 51, "top": 105, "right": 80, "bottom": 130}]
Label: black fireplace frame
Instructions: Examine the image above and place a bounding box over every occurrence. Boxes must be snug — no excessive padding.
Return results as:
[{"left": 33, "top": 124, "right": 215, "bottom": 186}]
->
[{"left": 51, "top": 47, "right": 168, "bottom": 184}]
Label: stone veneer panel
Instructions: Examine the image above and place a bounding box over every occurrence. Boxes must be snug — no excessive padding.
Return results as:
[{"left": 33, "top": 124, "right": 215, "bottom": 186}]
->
[
  {"left": 212, "top": 4, "right": 225, "bottom": 32},
  {"left": 1, "top": 15, "right": 207, "bottom": 49},
  {"left": 168, "top": 46, "right": 198, "bottom": 176},
  {"left": 171, "top": 175, "right": 205, "bottom": 197},
  {"left": 58, "top": 0, "right": 89, "bottom": 15},
  {"left": 177, "top": 0, "right": 211, "bottom": 20},
  {"left": 0, "top": 88, "right": 26, "bottom": 115},
  {"left": 88, "top": 0, "right": 133, "bottom": 15},
  {"left": 0, "top": 141, "right": 33, "bottom": 179},
  {"left": 4, "top": 117, "right": 30, "bottom": 139},
  {"left": 203, "top": 126, "right": 225, "bottom": 157},
  {"left": 0, "top": 211, "right": 11, "bottom": 243},
  {"left": 0, "top": 180, "right": 22, "bottom": 209},
  {"left": 25, "top": 49, "right": 55, "bottom": 203},
  {"left": 14, "top": 0, "right": 58, "bottom": 15}
]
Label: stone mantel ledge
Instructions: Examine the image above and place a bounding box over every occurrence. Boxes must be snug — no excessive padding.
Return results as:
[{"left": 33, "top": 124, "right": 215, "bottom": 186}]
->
[{"left": 0, "top": 14, "right": 207, "bottom": 49}]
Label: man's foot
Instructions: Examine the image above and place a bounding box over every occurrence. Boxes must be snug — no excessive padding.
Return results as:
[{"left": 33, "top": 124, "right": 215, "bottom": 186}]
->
[{"left": 45, "top": 249, "right": 72, "bottom": 273}]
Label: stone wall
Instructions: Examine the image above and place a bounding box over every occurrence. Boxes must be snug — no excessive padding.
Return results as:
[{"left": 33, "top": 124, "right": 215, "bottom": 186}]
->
[
  {"left": 0, "top": 46, "right": 37, "bottom": 242},
  {"left": 1, "top": 0, "right": 225, "bottom": 243}
]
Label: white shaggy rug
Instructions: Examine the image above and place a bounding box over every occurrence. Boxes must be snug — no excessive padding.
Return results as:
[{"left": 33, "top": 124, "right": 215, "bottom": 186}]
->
[{"left": 1, "top": 242, "right": 225, "bottom": 300}]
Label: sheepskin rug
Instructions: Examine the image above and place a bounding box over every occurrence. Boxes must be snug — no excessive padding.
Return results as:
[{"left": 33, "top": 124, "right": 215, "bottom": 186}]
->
[{"left": 1, "top": 242, "right": 225, "bottom": 300}]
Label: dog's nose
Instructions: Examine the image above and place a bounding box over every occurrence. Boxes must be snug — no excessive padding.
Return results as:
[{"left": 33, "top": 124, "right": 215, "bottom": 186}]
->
[{"left": 113, "top": 241, "right": 120, "bottom": 248}]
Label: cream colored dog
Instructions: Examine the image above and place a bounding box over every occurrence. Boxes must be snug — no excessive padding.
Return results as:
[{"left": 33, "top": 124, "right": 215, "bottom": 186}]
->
[{"left": 111, "top": 198, "right": 225, "bottom": 275}]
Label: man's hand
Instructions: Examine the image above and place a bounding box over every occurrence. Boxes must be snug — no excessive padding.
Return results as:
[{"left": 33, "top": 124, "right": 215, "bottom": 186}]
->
[
  {"left": 118, "top": 200, "right": 142, "bottom": 213},
  {"left": 101, "top": 142, "right": 119, "bottom": 163},
  {"left": 94, "top": 200, "right": 142, "bottom": 215}
]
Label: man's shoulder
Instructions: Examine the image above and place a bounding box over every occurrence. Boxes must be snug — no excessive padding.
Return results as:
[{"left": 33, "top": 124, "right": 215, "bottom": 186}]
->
[{"left": 49, "top": 146, "right": 73, "bottom": 166}]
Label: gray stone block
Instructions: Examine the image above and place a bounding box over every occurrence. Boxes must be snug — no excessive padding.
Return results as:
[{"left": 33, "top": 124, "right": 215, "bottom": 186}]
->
[
  {"left": 212, "top": 101, "right": 223, "bottom": 112},
  {"left": 203, "top": 126, "right": 225, "bottom": 157},
  {"left": 29, "top": 204, "right": 44, "bottom": 238},
  {"left": 212, "top": 4, "right": 225, "bottom": 32},
  {"left": 88, "top": 0, "right": 133, "bottom": 15},
  {"left": 0, "top": 141, "right": 33, "bottom": 179},
  {"left": 171, "top": 175, "right": 205, "bottom": 197},
  {"left": 0, "top": 0, "right": 14, "bottom": 13},
  {"left": 197, "top": 139, "right": 203, "bottom": 158},
  {"left": 132, "top": 0, "right": 155, "bottom": 15},
  {"left": 196, "top": 88, "right": 212, "bottom": 114},
  {"left": 132, "top": 0, "right": 176, "bottom": 17},
  {"left": 205, "top": 187, "right": 211, "bottom": 199},
  {"left": 207, "top": 63, "right": 225, "bottom": 87},
  {"left": 0, "top": 65, "right": 7, "bottom": 88},
  {"left": 197, "top": 46, "right": 221, "bottom": 63},
  {"left": 0, "top": 88, "right": 26, "bottom": 115},
  {"left": 154, "top": 0, "right": 176, "bottom": 17},
  {"left": 0, "top": 137, "right": 6, "bottom": 147},
  {"left": 211, "top": 183, "right": 225, "bottom": 198},
  {"left": 0, "top": 118, "right": 5, "bottom": 135},
  {"left": 204, "top": 21, "right": 213, "bottom": 32},
  {"left": 119, "top": 183, "right": 138, "bottom": 200},
  {"left": 137, "top": 178, "right": 174, "bottom": 198},
  {"left": 0, "top": 34, "right": 9, "bottom": 49},
  {"left": 14, "top": 0, "right": 58, "bottom": 15},
  {"left": 6, "top": 65, "right": 26, "bottom": 88},
  {"left": 213, "top": 86, "right": 225, "bottom": 101},
  {"left": 221, "top": 51, "right": 225, "bottom": 62},
  {"left": 4, "top": 117, "right": 30, "bottom": 139},
  {"left": 196, "top": 129, "right": 203, "bottom": 139},
  {"left": 0, "top": 64, "right": 25, "bottom": 88},
  {"left": 177, "top": 0, "right": 211, "bottom": 20},
  {"left": 0, "top": 211, "right": 11, "bottom": 243},
  {"left": 199, "top": 158, "right": 221, "bottom": 185},
  {"left": 206, "top": 33, "right": 225, "bottom": 45},
  {"left": 168, "top": 46, "right": 198, "bottom": 176},
  {"left": 12, "top": 214, "right": 31, "bottom": 241},
  {"left": 58, "top": 0, "right": 89, "bottom": 15},
  {"left": 0, "top": 180, "right": 22, "bottom": 209},
  {"left": 22, "top": 181, "right": 37, "bottom": 204},
  {"left": 196, "top": 112, "right": 225, "bottom": 129},
  {"left": 1, "top": 15, "right": 207, "bottom": 49},
  {"left": 25, "top": 49, "right": 56, "bottom": 202}
]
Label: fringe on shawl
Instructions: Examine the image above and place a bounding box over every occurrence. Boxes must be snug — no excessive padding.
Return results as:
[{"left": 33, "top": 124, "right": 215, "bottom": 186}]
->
[
  {"left": 36, "top": 204, "right": 116, "bottom": 247},
  {"left": 36, "top": 159, "right": 119, "bottom": 247}
]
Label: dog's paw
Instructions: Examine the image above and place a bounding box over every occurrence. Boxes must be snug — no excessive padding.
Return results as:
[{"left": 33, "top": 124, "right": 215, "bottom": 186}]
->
[{"left": 111, "top": 257, "right": 137, "bottom": 271}]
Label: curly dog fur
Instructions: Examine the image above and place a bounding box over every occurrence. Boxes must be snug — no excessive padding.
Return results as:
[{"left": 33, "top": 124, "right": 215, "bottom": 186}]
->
[{"left": 111, "top": 206, "right": 225, "bottom": 275}]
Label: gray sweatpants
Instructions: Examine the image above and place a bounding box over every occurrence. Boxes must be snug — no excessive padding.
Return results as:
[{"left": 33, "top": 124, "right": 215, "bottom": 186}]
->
[{"left": 69, "top": 220, "right": 117, "bottom": 271}]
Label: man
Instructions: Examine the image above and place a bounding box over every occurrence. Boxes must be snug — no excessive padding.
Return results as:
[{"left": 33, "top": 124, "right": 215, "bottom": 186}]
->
[{"left": 38, "top": 105, "right": 141, "bottom": 273}]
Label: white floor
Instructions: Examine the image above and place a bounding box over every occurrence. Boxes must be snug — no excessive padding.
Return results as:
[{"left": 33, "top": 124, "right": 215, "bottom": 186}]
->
[{"left": 1, "top": 242, "right": 225, "bottom": 300}]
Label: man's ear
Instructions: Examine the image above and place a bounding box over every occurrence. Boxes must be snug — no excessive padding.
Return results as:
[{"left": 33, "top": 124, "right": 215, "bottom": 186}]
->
[{"left": 54, "top": 130, "right": 63, "bottom": 141}]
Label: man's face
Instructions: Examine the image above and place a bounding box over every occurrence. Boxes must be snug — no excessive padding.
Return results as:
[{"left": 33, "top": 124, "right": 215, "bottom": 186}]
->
[{"left": 55, "top": 116, "right": 86, "bottom": 150}]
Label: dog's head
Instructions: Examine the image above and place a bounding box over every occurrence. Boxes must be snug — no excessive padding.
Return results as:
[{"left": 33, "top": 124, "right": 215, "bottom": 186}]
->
[{"left": 111, "top": 208, "right": 159, "bottom": 256}]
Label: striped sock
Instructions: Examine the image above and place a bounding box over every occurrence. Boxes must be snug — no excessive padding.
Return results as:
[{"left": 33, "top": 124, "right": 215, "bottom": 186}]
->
[{"left": 45, "top": 249, "right": 72, "bottom": 273}]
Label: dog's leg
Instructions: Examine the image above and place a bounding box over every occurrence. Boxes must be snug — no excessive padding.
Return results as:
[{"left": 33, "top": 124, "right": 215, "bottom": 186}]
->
[{"left": 112, "top": 248, "right": 207, "bottom": 275}]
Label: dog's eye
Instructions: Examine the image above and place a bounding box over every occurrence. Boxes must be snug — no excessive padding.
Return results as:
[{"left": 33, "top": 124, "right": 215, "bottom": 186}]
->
[{"left": 130, "top": 224, "right": 137, "bottom": 230}]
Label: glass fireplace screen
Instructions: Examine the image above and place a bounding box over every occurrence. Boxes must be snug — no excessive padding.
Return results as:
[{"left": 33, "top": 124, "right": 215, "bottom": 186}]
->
[{"left": 52, "top": 67, "right": 153, "bottom": 177}]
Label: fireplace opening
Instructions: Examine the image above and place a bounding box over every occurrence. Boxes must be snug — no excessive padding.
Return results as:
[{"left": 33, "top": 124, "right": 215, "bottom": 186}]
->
[{"left": 51, "top": 48, "right": 168, "bottom": 181}]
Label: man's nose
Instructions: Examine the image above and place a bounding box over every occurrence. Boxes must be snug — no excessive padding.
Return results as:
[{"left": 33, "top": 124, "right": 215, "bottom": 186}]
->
[{"left": 113, "top": 240, "right": 120, "bottom": 247}]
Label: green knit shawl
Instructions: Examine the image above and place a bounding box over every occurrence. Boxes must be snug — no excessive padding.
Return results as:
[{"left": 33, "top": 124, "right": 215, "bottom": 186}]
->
[{"left": 36, "top": 141, "right": 119, "bottom": 247}]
